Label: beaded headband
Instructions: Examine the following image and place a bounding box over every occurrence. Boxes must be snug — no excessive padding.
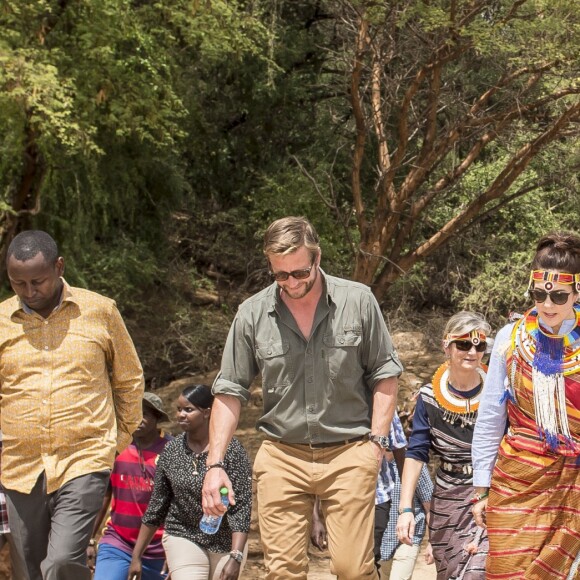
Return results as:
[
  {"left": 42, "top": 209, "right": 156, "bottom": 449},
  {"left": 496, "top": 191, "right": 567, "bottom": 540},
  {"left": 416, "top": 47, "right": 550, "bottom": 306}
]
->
[
  {"left": 443, "top": 329, "right": 487, "bottom": 348},
  {"left": 528, "top": 270, "right": 580, "bottom": 293}
]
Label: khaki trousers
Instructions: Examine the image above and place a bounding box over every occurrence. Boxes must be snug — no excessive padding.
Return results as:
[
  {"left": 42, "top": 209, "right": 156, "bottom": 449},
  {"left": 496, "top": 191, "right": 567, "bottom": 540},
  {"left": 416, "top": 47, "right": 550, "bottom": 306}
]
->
[
  {"left": 380, "top": 543, "right": 420, "bottom": 580},
  {"left": 161, "top": 533, "right": 248, "bottom": 580},
  {"left": 254, "top": 439, "right": 380, "bottom": 580}
]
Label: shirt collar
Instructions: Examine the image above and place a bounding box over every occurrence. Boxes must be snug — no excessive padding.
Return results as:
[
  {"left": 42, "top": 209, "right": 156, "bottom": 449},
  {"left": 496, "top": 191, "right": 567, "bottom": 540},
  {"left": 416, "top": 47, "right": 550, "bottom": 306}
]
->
[
  {"left": 14, "top": 278, "right": 78, "bottom": 317},
  {"left": 266, "top": 268, "right": 334, "bottom": 314}
]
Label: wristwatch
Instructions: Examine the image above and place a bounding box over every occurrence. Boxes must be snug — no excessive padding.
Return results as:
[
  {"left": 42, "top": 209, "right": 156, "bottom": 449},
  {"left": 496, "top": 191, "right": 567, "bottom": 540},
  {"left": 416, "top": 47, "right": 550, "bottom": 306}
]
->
[
  {"left": 368, "top": 434, "right": 391, "bottom": 451},
  {"left": 229, "top": 549, "right": 244, "bottom": 564}
]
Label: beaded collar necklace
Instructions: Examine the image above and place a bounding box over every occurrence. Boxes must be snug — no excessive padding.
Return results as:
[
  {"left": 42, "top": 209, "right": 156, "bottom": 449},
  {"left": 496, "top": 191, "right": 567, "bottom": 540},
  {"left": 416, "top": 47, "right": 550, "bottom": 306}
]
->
[
  {"left": 513, "top": 304, "right": 580, "bottom": 451},
  {"left": 431, "top": 361, "right": 487, "bottom": 426},
  {"left": 524, "top": 306, "right": 580, "bottom": 348},
  {"left": 517, "top": 305, "right": 580, "bottom": 371}
]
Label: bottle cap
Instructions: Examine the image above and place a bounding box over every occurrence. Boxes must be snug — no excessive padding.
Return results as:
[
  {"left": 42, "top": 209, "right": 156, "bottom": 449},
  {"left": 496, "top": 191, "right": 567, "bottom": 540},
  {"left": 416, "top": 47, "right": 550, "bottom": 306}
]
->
[{"left": 219, "top": 486, "right": 228, "bottom": 495}]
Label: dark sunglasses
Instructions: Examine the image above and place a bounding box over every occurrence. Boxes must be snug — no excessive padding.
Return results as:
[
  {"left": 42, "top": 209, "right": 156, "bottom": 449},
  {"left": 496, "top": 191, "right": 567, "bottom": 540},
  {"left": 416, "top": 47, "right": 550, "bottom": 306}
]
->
[
  {"left": 530, "top": 288, "right": 572, "bottom": 306},
  {"left": 452, "top": 340, "right": 487, "bottom": 353},
  {"left": 270, "top": 263, "right": 315, "bottom": 282}
]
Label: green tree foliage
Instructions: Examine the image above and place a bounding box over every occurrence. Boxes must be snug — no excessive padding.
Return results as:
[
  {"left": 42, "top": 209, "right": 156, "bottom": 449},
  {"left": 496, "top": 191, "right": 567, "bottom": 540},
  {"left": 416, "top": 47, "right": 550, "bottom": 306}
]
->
[
  {"left": 326, "top": 0, "right": 580, "bottom": 301},
  {"left": 0, "top": 0, "right": 269, "bottom": 271}
]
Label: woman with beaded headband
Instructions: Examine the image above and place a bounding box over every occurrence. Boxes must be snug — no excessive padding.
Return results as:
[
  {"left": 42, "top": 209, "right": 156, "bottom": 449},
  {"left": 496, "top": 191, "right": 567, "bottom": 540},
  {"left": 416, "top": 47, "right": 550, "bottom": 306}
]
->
[
  {"left": 472, "top": 231, "right": 580, "bottom": 579},
  {"left": 397, "top": 311, "right": 491, "bottom": 580}
]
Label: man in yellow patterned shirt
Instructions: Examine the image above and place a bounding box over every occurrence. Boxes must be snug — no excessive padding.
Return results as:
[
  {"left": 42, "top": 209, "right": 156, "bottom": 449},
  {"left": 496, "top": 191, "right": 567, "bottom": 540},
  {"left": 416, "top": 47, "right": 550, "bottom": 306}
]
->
[{"left": 0, "top": 230, "right": 144, "bottom": 580}]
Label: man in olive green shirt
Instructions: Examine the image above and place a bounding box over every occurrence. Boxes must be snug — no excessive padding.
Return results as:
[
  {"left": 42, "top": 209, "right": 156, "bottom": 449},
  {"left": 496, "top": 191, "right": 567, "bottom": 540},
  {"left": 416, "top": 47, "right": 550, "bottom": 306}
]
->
[{"left": 202, "top": 217, "right": 403, "bottom": 579}]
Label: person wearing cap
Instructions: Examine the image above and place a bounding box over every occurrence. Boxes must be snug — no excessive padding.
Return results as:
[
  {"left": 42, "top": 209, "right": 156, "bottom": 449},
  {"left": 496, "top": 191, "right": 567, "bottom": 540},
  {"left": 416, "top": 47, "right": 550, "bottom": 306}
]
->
[
  {"left": 88, "top": 392, "right": 172, "bottom": 580},
  {"left": 0, "top": 230, "right": 144, "bottom": 580}
]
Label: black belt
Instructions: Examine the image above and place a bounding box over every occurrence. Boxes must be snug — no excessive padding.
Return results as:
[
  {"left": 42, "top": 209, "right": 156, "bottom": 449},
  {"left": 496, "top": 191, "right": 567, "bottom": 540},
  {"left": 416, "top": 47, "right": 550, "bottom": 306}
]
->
[{"left": 297, "top": 435, "right": 367, "bottom": 449}]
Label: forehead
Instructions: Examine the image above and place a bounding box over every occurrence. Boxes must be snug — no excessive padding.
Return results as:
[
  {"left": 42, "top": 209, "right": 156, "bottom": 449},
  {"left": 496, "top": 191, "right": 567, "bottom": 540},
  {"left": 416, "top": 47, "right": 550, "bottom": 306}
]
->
[
  {"left": 268, "top": 246, "right": 313, "bottom": 271},
  {"left": 177, "top": 395, "right": 193, "bottom": 407},
  {"left": 7, "top": 253, "right": 54, "bottom": 280}
]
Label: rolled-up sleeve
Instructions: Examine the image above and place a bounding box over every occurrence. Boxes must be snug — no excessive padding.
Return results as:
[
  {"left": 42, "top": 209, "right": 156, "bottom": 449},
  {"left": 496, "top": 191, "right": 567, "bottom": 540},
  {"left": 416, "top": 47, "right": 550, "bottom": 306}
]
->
[
  {"left": 107, "top": 303, "right": 145, "bottom": 453},
  {"left": 361, "top": 292, "right": 404, "bottom": 388},
  {"left": 405, "top": 393, "right": 431, "bottom": 464},
  {"left": 472, "top": 323, "right": 512, "bottom": 487},
  {"left": 212, "top": 310, "right": 258, "bottom": 403}
]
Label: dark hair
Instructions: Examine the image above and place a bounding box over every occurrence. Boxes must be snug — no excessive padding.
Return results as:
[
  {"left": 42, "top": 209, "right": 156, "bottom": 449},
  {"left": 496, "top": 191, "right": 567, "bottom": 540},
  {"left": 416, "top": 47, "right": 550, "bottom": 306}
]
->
[
  {"left": 531, "top": 232, "right": 580, "bottom": 275},
  {"left": 6, "top": 231, "right": 59, "bottom": 265},
  {"left": 181, "top": 384, "right": 214, "bottom": 409}
]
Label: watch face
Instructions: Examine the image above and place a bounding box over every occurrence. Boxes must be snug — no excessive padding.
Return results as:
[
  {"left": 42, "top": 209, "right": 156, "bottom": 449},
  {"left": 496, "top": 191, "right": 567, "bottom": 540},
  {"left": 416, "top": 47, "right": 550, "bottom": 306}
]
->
[{"left": 372, "top": 435, "right": 390, "bottom": 449}]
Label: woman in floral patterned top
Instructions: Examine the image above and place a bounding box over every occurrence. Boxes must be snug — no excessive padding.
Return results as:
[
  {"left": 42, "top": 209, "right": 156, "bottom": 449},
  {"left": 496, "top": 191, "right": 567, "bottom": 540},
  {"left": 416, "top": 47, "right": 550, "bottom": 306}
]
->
[{"left": 128, "top": 385, "right": 252, "bottom": 580}]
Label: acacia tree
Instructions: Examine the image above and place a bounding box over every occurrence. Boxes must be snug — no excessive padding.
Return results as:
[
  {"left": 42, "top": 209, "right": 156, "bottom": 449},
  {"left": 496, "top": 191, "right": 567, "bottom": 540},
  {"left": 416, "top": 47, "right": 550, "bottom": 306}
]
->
[{"left": 331, "top": 0, "right": 580, "bottom": 300}]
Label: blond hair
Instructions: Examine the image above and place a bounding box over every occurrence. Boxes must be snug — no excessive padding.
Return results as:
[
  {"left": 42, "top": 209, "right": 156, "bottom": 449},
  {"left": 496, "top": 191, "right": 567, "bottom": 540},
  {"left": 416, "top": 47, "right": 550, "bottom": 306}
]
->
[{"left": 263, "top": 216, "right": 320, "bottom": 259}]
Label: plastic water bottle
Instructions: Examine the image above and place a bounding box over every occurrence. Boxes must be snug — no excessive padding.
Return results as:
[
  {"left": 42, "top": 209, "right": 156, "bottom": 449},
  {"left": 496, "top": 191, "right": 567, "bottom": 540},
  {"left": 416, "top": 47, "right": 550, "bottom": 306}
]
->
[{"left": 199, "top": 487, "right": 229, "bottom": 534}]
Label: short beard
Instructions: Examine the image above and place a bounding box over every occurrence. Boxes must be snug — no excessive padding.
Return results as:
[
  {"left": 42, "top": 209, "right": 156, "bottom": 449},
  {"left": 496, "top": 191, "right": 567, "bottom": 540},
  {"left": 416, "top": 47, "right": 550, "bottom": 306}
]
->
[{"left": 282, "top": 266, "right": 318, "bottom": 299}]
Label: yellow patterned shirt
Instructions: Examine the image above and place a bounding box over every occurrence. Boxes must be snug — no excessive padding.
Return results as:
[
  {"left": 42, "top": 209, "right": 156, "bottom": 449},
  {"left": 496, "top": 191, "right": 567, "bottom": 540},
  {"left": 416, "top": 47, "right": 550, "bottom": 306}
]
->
[{"left": 0, "top": 280, "right": 144, "bottom": 493}]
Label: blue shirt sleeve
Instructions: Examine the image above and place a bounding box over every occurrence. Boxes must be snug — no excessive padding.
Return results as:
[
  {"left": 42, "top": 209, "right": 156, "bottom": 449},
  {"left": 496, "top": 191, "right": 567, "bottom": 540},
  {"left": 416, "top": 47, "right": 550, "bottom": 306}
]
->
[
  {"left": 415, "top": 464, "right": 434, "bottom": 504},
  {"left": 389, "top": 411, "right": 407, "bottom": 450},
  {"left": 472, "top": 323, "right": 512, "bottom": 487},
  {"left": 405, "top": 393, "right": 431, "bottom": 464}
]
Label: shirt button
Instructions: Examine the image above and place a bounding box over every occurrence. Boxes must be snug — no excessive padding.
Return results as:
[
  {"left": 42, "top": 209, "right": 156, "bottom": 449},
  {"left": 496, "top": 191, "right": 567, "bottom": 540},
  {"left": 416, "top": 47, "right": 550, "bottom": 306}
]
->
[
  {"left": 44, "top": 320, "right": 49, "bottom": 325},
  {"left": 44, "top": 346, "right": 49, "bottom": 350},
  {"left": 42, "top": 399, "right": 48, "bottom": 404},
  {"left": 308, "top": 405, "right": 314, "bottom": 413},
  {"left": 267, "top": 349, "right": 272, "bottom": 355},
  {"left": 307, "top": 377, "right": 313, "bottom": 383},
  {"left": 306, "top": 349, "right": 311, "bottom": 355},
  {"left": 339, "top": 338, "right": 345, "bottom": 344}
]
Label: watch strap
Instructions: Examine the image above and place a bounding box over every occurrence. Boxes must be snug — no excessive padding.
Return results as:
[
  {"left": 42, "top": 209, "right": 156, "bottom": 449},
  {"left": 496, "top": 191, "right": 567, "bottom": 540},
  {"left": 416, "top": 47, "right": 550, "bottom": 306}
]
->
[{"left": 398, "top": 507, "right": 414, "bottom": 515}]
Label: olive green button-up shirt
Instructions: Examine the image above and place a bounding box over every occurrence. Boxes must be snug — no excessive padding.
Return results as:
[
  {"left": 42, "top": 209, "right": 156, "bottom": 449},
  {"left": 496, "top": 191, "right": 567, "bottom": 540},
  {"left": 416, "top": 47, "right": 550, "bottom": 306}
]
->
[
  {"left": 213, "top": 272, "right": 403, "bottom": 443},
  {"left": 0, "top": 280, "right": 144, "bottom": 494}
]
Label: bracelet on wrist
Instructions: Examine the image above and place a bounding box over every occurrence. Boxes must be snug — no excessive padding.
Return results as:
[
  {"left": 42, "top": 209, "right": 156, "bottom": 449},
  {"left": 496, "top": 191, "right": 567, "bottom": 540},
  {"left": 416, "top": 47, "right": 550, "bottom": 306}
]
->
[
  {"left": 88, "top": 538, "right": 96, "bottom": 547},
  {"left": 229, "top": 549, "right": 244, "bottom": 564},
  {"left": 398, "top": 507, "right": 414, "bottom": 515},
  {"left": 470, "top": 490, "right": 489, "bottom": 504},
  {"left": 206, "top": 461, "right": 226, "bottom": 472}
]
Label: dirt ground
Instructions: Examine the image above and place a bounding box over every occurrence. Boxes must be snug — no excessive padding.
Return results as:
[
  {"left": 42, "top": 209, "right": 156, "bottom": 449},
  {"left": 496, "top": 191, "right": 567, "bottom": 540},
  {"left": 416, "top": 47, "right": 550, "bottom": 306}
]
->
[{"left": 0, "top": 331, "right": 440, "bottom": 579}]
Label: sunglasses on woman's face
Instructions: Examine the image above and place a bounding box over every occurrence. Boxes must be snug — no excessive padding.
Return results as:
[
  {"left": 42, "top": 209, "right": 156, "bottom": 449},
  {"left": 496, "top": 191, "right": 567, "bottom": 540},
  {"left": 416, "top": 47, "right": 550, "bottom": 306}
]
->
[
  {"left": 451, "top": 340, "right": 487, "bottom": 353},
  {"left": 530, "top": 288, "right": 572, "bottom": 305}
]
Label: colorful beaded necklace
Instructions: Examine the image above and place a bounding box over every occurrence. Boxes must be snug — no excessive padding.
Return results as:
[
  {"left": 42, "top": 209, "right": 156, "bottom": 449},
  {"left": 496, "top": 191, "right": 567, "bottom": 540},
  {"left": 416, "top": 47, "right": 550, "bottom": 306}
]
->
[
  {"left": 513, "top": 304, "right": 580, "bottom": 450},
  {"left": 432, "top": 361, "right": 487, "bottom": 427},
  {"left": 516, "top": 305, "right": 580, "bottom": 374}
]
